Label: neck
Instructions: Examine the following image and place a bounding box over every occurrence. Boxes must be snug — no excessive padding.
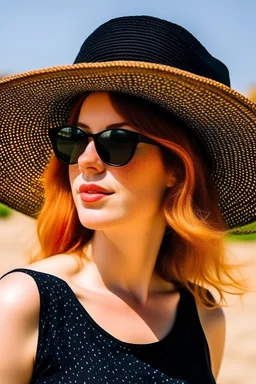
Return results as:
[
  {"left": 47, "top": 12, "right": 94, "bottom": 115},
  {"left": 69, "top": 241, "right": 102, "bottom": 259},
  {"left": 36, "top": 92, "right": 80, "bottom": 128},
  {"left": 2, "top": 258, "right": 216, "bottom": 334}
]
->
[{"left": 82, "top": 218, "right": 171, "bottom": 305}]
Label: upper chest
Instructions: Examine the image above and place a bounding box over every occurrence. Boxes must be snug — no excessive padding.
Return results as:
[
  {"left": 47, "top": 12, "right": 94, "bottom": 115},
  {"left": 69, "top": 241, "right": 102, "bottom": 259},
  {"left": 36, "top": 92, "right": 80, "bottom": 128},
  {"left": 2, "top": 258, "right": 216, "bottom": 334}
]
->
[{"left": 66, "top": 282, "right": 181, "bottom": 344}]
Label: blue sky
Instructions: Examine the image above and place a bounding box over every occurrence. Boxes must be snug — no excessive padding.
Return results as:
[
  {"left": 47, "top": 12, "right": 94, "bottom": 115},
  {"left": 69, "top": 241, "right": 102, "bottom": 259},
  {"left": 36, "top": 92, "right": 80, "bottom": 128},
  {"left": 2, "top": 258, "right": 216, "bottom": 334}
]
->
[{"left": 1, "top": 0, "right": 255, "bottom": 95}]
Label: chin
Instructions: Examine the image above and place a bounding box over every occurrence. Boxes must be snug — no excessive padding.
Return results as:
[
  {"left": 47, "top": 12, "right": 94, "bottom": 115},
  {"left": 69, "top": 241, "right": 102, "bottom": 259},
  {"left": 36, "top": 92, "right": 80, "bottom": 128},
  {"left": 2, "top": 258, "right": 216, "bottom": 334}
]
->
[{"left": 76, "top": 210, "right": 121, "bottom": 231}]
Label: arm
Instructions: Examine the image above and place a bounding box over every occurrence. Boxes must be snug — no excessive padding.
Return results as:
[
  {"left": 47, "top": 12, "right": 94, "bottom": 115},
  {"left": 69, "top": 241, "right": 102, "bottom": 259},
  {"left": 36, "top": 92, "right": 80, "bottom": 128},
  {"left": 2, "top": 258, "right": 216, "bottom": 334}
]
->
[
  {"left": 0, "top": 272, "right": 40, "bottom": 384},
  {"left": 197, "top": 304, "right": 226, "bottom": 379}
]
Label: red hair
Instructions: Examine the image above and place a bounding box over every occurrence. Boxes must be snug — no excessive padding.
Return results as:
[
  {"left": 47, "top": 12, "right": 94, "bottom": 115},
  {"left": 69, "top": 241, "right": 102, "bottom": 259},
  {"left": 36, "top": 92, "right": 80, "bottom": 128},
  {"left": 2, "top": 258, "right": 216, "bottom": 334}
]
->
[{"left": 35, "top": 92, "right": 246, "bottom": 306}]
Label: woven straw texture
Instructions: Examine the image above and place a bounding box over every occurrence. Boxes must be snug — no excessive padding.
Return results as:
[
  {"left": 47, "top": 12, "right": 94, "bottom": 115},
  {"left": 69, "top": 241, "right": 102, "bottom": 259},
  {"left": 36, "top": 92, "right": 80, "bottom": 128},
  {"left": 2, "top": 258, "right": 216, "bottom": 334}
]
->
[{"left": 1, "top": 61, "right": 256, "bottom": 229}]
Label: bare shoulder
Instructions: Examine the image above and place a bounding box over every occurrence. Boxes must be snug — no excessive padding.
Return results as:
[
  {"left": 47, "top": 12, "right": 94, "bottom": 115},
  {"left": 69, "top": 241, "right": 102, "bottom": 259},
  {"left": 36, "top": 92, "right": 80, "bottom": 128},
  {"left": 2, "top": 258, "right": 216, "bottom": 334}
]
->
[
  {"left": 0, "top": 253, "right": 80, "bottom": 325},
  {"left": 0, "top": 271, "right": 40, "bottom": 311},
  {"left": 197, "top": 303, "right": 226, "bottom": 379},
  {"left": 0, "top": 271, "right": 40, "bottom": 326},
  {"left": 0, "top": 272, "right": 40, "bottom": 383},
  {"left": 26, "top": 253, "right": 83, "bottom": 280}
]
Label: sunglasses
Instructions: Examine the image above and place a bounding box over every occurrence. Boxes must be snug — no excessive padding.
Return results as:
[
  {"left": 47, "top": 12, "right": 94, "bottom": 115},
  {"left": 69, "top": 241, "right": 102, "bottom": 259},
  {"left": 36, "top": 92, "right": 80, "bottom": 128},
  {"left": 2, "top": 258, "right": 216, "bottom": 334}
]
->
[{"left": 49, "top": 126, "right": 158, "bottom": 167}]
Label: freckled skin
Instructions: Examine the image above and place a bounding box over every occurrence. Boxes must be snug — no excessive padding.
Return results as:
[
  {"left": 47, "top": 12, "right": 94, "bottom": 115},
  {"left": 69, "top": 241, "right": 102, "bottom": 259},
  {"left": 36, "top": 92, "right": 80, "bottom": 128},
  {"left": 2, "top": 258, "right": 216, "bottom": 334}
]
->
[{"left": 68, "top": 92, "right": 171, "bottom": 232}]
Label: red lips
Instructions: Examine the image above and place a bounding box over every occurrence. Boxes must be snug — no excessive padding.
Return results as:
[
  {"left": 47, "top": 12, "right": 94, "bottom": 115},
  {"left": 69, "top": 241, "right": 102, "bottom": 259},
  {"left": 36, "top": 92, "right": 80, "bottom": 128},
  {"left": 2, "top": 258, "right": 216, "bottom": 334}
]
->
[{"left": 79, "top": 184, "right": 112, "bottom": 203}]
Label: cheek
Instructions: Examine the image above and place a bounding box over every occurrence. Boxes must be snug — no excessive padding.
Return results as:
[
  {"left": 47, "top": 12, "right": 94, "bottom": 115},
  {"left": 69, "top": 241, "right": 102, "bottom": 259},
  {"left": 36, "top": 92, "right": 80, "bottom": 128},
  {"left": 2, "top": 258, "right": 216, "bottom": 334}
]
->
[
  {"left": 68, "top": 165, "right": 80, "bottom": 186},
  {"left": 112, "top": 151, "right": 168, "bottom": 195}
]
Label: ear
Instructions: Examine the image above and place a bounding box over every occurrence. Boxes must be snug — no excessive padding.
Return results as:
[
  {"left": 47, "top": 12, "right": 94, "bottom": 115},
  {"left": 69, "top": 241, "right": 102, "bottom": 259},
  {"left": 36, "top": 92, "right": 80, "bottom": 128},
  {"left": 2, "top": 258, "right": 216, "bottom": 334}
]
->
[{"left": 166, "top": 172, "right": 177, "bottom": 188}]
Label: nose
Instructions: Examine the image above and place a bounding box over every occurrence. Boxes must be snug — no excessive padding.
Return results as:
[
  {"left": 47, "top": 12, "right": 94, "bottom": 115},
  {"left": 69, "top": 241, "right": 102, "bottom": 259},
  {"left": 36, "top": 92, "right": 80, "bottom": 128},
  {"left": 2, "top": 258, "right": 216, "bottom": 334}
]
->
[{"left": 77, "top": 139, "right": 105, "bottom": 173}]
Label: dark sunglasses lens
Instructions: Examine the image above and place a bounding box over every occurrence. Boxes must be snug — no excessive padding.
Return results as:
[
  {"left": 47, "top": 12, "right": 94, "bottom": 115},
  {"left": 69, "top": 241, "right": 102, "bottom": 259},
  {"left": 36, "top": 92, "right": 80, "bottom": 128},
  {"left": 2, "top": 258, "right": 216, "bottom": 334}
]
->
[
  {"left": 54, "top": 127, "right": 87, "bottom": 164},
  {"left": 97, "top": 130, "right": 135, "bottom": 165}
]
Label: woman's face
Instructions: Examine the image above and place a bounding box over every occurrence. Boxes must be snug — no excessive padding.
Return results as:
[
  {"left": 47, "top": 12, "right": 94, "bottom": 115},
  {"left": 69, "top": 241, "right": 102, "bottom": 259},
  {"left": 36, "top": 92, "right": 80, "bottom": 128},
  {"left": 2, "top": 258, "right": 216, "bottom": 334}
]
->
[{"left": 69, "top": 92, "right": 174, "bottom": 231}]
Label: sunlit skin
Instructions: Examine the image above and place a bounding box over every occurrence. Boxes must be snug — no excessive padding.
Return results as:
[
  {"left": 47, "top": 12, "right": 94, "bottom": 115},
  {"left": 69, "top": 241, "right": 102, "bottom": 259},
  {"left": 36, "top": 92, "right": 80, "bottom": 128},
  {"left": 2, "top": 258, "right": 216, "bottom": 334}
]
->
[
  {"left": 68, "top": 92, "right": 177, "bottom": 304},
  {"left": 69, "top": 92, "right": 173, "bottom": 231}
]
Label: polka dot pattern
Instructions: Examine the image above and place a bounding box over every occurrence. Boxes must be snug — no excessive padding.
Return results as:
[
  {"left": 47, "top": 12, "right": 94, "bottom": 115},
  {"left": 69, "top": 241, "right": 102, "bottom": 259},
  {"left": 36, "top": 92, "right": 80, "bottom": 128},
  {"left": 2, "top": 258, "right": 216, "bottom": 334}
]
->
[
  {"left": 3, "top": 269, "right": 216, "bottom": 384},
  {"left": 0, "top": 61, "right": 256, "bottom": 229}
]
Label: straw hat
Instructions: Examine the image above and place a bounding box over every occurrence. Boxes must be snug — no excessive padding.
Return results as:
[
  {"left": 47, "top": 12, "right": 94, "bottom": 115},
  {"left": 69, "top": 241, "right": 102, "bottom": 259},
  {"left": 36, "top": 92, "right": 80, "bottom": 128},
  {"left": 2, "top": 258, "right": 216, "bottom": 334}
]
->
[{"left": 1, "top": 15, "right": 256, "bottom": 229}]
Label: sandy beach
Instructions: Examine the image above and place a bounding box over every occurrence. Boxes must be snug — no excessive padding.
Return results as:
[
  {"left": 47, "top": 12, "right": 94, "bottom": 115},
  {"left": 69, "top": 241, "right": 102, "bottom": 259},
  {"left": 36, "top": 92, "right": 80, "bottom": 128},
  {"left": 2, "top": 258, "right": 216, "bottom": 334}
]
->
[{"left": 0, "top": 210, "right": 255, "bottom": 383}]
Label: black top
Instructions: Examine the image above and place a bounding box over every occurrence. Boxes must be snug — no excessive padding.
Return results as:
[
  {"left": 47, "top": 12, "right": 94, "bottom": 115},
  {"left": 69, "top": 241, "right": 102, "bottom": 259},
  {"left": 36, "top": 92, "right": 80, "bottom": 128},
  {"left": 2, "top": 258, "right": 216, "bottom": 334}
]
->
[{"left": 2, "top": 269, "right": 216, "bottom": 384}]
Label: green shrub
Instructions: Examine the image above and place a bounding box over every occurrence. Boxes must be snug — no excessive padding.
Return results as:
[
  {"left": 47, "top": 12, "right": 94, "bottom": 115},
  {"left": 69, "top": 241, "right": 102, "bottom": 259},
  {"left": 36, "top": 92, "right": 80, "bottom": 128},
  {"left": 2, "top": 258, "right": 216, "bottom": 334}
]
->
[
  {"left": 0, "top": 203, "right": 11, "bottom": 217},
  {"left": 227, "top": 221, "right": 256, "bottom": 242}
]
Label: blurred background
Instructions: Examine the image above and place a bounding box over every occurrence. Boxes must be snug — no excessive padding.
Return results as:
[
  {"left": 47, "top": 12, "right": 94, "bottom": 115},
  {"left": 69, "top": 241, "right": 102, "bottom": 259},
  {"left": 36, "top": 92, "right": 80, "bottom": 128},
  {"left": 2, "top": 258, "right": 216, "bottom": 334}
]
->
[
  {"left": 1, "top": 1, "right": 256, "bottom": 383},
  {"left": 1, "top": 0, "right": 256, "bottom": 94}
]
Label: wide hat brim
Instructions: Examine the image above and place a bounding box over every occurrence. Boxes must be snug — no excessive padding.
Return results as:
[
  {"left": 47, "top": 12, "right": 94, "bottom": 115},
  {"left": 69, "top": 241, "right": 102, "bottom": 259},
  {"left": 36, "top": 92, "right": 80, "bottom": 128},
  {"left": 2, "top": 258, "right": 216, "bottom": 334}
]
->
[{"left": 1, "top": 61, "right": 256, "bottom": 229}]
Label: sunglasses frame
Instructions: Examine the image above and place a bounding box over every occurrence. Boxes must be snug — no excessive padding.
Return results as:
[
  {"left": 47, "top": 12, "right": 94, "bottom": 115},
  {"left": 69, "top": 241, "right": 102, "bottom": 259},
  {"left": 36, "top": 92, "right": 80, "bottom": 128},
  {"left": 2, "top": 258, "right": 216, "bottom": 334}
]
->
[{"left": 49, "top": 126, "right": 158, "bottom": 167}]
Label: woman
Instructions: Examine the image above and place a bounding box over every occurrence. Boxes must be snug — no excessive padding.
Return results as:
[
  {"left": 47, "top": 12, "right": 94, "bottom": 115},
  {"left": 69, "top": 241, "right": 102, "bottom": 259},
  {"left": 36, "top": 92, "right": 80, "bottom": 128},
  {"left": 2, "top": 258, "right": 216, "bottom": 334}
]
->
[{"left": 0, "top": 15, "right": 256, "bottom": 384}]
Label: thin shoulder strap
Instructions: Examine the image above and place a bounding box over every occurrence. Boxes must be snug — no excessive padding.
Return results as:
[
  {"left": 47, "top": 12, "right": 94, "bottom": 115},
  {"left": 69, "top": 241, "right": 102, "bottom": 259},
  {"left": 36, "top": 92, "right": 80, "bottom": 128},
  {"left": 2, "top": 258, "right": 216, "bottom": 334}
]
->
[
  {"left": 1, "top": 268, "right": 60, "bottom": 292},
  {"left": 1, "top": 268, "right": 47, "bottom": 279}
]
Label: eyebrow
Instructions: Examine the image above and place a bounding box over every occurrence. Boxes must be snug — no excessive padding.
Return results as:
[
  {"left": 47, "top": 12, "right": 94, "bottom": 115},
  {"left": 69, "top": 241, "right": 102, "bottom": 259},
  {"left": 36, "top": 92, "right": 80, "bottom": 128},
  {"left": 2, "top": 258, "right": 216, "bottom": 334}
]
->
[{"left": 77, "top": 122, "right": 130, "bottom": 130}]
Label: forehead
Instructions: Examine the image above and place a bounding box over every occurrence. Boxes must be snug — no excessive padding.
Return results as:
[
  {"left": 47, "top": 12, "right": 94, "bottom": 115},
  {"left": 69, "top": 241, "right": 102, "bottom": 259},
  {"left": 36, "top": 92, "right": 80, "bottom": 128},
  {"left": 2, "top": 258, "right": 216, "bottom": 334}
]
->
[
  {"left": 79, "top": 92, "right": 120, "bottom": 118},
  {"left": 77, "top": 92, "right": 135, "bottom": 132}
]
